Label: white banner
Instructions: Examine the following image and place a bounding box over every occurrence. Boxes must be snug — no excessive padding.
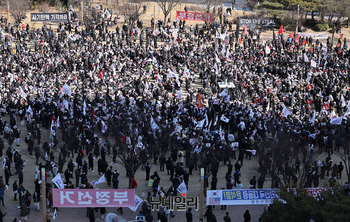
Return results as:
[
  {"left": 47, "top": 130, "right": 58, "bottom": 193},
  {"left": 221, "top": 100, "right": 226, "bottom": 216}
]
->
[{"left": 299, "top": 32, "right": 328, "bottom": 40}]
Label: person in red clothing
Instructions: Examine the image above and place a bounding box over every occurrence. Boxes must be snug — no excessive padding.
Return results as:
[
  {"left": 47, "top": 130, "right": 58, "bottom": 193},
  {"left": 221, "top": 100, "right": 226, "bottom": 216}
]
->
[{"left": 132, "top": 177, "right": 138, "bottom": 189}]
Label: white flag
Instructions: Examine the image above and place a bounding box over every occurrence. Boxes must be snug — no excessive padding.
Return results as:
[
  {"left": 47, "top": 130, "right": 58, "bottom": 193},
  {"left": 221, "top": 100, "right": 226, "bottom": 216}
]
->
[
  {"left": 214, "top": 115, "right": 218, "bottom": 126},
  {"left": 304, "top": 53, "right": 309, "bottom": 62},
  {"left": 310, "top": 110, "right": 316, "bottom": 125},
  {"left": 101, "top": 120, "right": 107, "bottom": 133},
  {"left": 341, "top": 95, "right": 346, "bottom": 107},
  {"left": 35, "top": 167, "right": 40, "bottom": 179},
  {"left": 177, "top": 180, "right": 188, "bottom": 194},
  {"left": 178, "top": 88, "right": 182, "bottom": 99},
  {"left": 53, "top": 209, "right": 57, "bottom": 220},
  {"left": 282, "top": 105, "right": 291, "bottom": 117},
  {"left": 56, "top": 116, "right": 60, "bottom": 128},
  {"left": 83, "top": 100, "right": 87, "bottom": 115},
  {"left": 195, "top": 119, "right": 205, "bottom": 129},
  {"left": 219, "top": 126, "right": 225, "bottom": 141},
  {"left": 129, "top": 194, "right": 143, "bottom": 212},
  {"left": 151, "top": 116, "right": 159, "bottom": 131},
  {"left": 63, "top": 83, "right": 72, "bottom": 96},
  {"left": 2, "top": 158, "right": 5, "bottom": 169},
  {"left": 265, "top": 45, "right": 270, "bottom": 54},
  {"left": 51, "top": 173, "right": 65, "bottom": 189},
  {"left": 330, "top": 110, "right": 337, "bottom": 119},
  {"left": 27, "top": 105, "right": 33, "bottom": 116},
  {"left": 249, "top": 107, "right": 254, "bottom": 118},
  {"left": 220, "top": 115, "right": 230, "bottom": 123},
  {"left": 205, "top": 113, "right": 209, "bottom": 127},
  {"left": 311, "top": 60, "right": 317, "bottom": 68},
  {"left": 19, "top": 87, "right": 27, "bottom": 99},
  {"left": 220, "top": 89, "right": 228, "bottom": 97},
  {"left": 95, "top": 174, "right": 106, "bottom": 184},
  {"left": 330, "top": 116, "right": 343, "bottom": 125}
]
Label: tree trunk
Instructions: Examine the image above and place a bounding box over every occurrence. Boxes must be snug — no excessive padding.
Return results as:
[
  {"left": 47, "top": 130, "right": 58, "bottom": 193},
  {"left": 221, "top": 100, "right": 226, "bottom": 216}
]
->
[
  {"left": 311, "top": 11, "right": 314, "bottom": 20},
  {"left": 129, "top": 174, "right": 133, "bottom": 189}
]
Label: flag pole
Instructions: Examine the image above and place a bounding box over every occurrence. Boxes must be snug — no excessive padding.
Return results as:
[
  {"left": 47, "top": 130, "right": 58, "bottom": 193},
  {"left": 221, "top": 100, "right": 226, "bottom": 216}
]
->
[
  {"left": 199, "top": 168, "right": 204, "bottom": 222},
  {"left": 42, "top": 168, "right": 46, "bottom": 222}
]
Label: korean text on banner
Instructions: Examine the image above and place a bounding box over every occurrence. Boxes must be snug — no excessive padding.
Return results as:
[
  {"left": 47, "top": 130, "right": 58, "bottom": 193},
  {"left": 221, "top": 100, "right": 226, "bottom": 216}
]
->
[
  {"left": 207, "top": 189, "right": 280, "bottom": 205},
  {"left": 176, "top": 11, "right": 213, "bottom": 23},
  {"left": 52, "top": 189, "right": 135, "bottom": 207}
]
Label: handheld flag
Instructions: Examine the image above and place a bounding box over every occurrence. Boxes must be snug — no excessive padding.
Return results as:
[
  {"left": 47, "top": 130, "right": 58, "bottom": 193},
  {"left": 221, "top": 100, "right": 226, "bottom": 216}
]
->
[
  {"left": 244, "top": 25, "right": 248, "bottom": 35},
  {"left": 278, "top": 25, "right": 283, "bottom": 34},
  {"left": 53, "top": 209, "right": 57, "bottom": 220},
  {"left": 310, "top": 110, "right": 316, "bottom": 125},
  {"left": 197, "top": 93, "right": 204, "bottom": 110},
  {"left": 178, "top": 88, "right": 182, "bottom": 99},
  {"left": 177, "top": 180, "right": 188, "bottom": 194},
  {"left": 51, "top": 173, "right": 65, "bottom": 189},
  {"left": 289, "top": 32, "right": 294, "bottom": 39},
  {"left": 83, "top": 100, "right": 87, "bottom": 115},
  {"left": 129, "top": 194, "right": 143, "bottom": 212},
  {"left": 330, "top": 116, "right": 343, "bottom": 125},
  {"left": 282, "top": 105, "right": 291, "bottom": 117},
  {"left": 95, "top": 174, "right": 106, "bottom": 184},
  {"left": 35, "top": 167, "right": 40, "bottom": 179},
  {"left": 2, "top": 158, "right": 5, "bottom": 169}
]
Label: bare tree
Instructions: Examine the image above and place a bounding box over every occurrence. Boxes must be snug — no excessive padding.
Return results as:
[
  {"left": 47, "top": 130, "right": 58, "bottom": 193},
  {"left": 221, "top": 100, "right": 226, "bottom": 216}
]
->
[
  {"left": 111, "top": 114, "right": 147, "bottom": 188},
  {"left": 157, "top": 0, "right": 180, "bottom": 23},
  {"left": 117, "top": 0, "right": 144, "bottom": 26},
  {"left": 201, "top": 0, "right": 223, "bottom": 14},
  {"left": 9, "top": 0, "right": 31, "bottom": 25}
]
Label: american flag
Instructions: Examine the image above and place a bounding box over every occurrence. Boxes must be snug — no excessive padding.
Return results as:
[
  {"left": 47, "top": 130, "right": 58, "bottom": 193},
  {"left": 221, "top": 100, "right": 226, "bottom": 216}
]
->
[{"left": 209, "top": 197, "right": 220, "bottom": 205}]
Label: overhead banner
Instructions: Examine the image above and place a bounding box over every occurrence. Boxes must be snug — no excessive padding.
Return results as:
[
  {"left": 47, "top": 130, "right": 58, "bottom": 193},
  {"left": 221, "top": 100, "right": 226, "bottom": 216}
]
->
[
  {"left": 298, "top": 32, "right": 328, "bottom": 40},
  {"left": 238, "top": 17, "right": 276, "bottom": 28},
  {"left": 176, "top": 11, "right": 213, "bottom": 23},
  {"left": 53, "top": 189, "right": 135, "bottom": 207},
  {"left": 207, "top": 189, "right": 280, "bottom": 205},
  {"left": 31, "top": 13, "right": 69, "bottom": 22}
]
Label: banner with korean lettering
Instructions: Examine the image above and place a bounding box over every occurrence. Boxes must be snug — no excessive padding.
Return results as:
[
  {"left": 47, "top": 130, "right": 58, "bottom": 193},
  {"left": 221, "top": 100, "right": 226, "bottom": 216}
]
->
[
  {"left": 31, "top": 13, "right": 69, "bottom": 22},
  {"left": 176, "top": 11, "right": 213, "bottom": 23},
  {"left": 207, "top": 189, "right": 280, "bottom": 205},
  {"left": 287, "top": 187, "right": 325, "bottom": 198},
  {"left": 53, "top": 189, "right": 135, "bottom": 207}
]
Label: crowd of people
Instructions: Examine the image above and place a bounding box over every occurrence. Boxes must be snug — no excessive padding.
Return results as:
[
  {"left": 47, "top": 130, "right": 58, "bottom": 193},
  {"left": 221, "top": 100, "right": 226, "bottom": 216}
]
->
[{"left": 0, "top": 4, "right": 348, "bottom": 222}]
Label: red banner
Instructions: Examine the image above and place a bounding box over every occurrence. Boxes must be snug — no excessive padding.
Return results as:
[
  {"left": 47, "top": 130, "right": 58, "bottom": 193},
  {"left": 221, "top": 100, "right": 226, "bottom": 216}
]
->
[
  {"left": 53, "top": 189, "right": 135, "bottom": 207},
  {"left": 288, "top": 188, "right": 325, "bottom": 199},
  {"left": 176, "top": 11, "right": 213, "bottom": 23}
]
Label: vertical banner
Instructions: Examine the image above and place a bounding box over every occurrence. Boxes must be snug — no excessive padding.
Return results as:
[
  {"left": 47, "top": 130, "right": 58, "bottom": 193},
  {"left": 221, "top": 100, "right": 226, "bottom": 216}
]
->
[
  {"left": 53, "top": 189, "right": 135, "bottom": 207},
  {"left": 176, "top": 11, "right": 213, "bottom": 23}
]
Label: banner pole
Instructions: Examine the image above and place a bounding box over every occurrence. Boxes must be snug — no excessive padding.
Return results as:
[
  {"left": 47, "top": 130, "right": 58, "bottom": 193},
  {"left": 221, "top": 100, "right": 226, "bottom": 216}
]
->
[
  {"left": 199, "top": 168, "right": 204, "bottom": 222},
  {"left": 42, "top": 168, "right": 46, "bottom": 222}
]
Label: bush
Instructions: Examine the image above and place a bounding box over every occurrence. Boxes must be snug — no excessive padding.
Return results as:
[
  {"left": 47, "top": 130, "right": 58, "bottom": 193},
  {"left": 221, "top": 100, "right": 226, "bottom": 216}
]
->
[
  {"left": 304, "top": 19, "right": 318, "bottom": 27},
  {"left": 315, "top": 24, "right": 329, "bottom": 31}
]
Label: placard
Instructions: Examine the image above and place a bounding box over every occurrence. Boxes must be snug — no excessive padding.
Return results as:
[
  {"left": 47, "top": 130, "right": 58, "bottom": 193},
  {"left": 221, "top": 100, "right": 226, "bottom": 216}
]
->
[{"left": 53, "top": 189, "right": 135, "bottom": 207}]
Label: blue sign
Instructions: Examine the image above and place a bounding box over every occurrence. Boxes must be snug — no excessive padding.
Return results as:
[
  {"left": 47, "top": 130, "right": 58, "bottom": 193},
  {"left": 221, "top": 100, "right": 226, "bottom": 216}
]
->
[{"left": 207, "top": 189, "right": 280, "bottom": 205}]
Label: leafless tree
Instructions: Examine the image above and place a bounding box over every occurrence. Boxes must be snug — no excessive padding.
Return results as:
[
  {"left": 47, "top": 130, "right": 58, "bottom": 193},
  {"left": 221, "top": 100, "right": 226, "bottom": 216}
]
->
[
  {"left": 200, "top": 0, "right": 224, "bottom": 14},
  {"left": 117, "top": 0, "right": 144, "bottom": 26},
  {"left": 157, "top": 0, "right": 180, "bottom": 23},
  {"left": 9, "top": 0, "right": 31, "bottom": 25}
]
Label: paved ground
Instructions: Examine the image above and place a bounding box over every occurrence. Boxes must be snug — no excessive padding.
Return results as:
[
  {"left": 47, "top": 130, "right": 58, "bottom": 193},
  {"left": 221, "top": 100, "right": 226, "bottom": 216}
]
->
[{"left": 0, "top": 109, "right": 346, "bottom": 222}]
